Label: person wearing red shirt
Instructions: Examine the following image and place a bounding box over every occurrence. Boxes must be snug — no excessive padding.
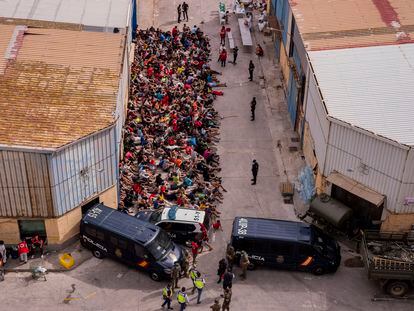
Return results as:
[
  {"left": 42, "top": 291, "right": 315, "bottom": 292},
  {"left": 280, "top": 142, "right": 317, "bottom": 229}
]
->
[
  {"left": 191, "top": 241, "right": 200, "bottom": 265},
  {"left": 31, "top": 234, "right": 44, "bottom": 258},
  {"left": 18, "top": 240, "right": 29, "bottom": 263}
]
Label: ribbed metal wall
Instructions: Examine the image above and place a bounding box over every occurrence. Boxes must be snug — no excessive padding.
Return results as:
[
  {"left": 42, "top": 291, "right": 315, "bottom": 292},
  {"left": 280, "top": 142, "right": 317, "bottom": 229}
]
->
[
  {"left": 0, "top": 151, "right": 53, "bottom": 217},
  {"left": 325, "top": 122, "right": 408, "bottom": 211},
  {"left": 396, "top": 148, "right": 414, "bottom": 213},
  {"left": 304, "top": 72, "right": 329, "bottom": 167},
  {"left": 50, "top": 127, "right": 116, "bottom": 216}
]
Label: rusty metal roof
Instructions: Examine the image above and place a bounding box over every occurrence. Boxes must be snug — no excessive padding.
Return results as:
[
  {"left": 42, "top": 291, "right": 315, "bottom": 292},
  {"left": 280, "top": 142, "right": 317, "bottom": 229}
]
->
[
  {"left": 290, "top": 0, "right": 414, "bottom": 51},
  {"left": 0, "top": 24, "right": 124, "bottom": 149}
]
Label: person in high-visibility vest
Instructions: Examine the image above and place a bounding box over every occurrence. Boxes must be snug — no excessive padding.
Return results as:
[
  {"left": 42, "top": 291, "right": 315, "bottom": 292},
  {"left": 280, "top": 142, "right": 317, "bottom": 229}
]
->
[
  {"left": 177, "top": 287, "right": 189, "bottom": 311},
  {"left": 189, "top": 266, "right": 199, "bottom": 294},
  {"left": 194, "top": 271, "right": 206, "bottom": 304},
  {"left": 161, "top": 283, "right": 173, "bottom": 310}
]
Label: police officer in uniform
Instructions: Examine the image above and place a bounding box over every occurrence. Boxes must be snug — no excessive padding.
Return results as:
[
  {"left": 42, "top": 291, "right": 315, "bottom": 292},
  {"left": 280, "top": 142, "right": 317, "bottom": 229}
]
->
[
  {"left": 171, "top": 262, "right": 181, "bottom": 289},
  {"left": 161, "top": 283, "right": 174, "bottom": 309},
  {"left": 194, "top": 271, "right": 206, "bottom": 304},
  {"left": 177, "top": 287, "right": 189, "bottom": 311},
  {"left": 210, "top": 299, "right": 222, "bottom": 311},
  {"left": 240, "top": 250, "right": 250, "bottom": 280},
  {"left": 251, "top": 160, "right": 259, "bottom": 185},
  {"left": 221, "top": 287, "right": 232, "bottom": 310},
  {"left": 189, "top": 266, "right": 199, "bottom": 294},
  {"left": 225, "top": 245, "right": 235, "bottom": 269}
]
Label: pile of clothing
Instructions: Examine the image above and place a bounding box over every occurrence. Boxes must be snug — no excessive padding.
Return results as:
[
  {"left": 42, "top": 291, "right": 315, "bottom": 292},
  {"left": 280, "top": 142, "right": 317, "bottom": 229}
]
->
[{"left": 119, "top": 26, "right": 226, "bottom": 221}]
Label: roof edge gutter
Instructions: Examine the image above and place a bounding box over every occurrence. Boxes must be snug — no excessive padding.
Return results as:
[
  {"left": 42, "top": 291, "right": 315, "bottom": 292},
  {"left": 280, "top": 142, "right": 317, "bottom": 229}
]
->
[
  {"left": 0, "top": 144, "right": 55, "bottom": 153},
  {"left": 326, "top": 116, "right": 411, "bottom": 151}
]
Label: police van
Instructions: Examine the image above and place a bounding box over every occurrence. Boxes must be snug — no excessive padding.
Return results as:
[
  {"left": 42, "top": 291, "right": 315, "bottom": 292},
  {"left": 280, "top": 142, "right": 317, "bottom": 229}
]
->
[
  {"left": 230, "top": 217, "right": 341, "bottom": 275},
  {"left": 80, "top": 204, "right": 183, "bottom": 281},
  {"left": 135, "top": 206, "right": 210, "bottom": 244}
]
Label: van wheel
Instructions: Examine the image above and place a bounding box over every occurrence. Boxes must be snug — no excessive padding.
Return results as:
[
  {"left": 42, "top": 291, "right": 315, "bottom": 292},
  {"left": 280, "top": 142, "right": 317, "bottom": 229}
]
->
[
  {"left": 247, "top": 262, "right": 256, "bottom": 270},
  {"left": 386, "top": 281, "right": 409, "bottom": 297},
  {"left": 92, "top": 250, "right": 104, "bottom": 259},
  {"left": 149, "top": 271, "right": 161, "bottom": 282},
  {"left": 311, "top": 266, "right": 325, "bottom": 275}
]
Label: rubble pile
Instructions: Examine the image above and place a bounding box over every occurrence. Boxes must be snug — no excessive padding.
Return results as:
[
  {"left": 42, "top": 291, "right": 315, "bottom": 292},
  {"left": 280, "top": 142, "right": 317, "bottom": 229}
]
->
[{"left": 118, "top": 26, "right": 226, "bottom": 220}]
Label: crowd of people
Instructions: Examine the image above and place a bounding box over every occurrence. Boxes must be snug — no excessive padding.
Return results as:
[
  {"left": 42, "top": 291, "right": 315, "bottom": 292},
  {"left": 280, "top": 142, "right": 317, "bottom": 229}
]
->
[{"left": 119, "top": 26, "right": 226, "bottom": 228}]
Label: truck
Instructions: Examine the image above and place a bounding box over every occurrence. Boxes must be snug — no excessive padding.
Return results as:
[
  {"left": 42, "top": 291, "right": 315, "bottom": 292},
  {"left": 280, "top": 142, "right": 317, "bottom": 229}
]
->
[{"left": 360, "top": 230, "right": 414, "bottom": 297}]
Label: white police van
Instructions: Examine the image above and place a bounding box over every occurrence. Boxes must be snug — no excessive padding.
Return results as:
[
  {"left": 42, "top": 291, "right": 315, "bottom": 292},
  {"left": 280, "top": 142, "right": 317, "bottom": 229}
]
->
[{"left": 136, "top": 206, "right": 210, "bottom": 244}]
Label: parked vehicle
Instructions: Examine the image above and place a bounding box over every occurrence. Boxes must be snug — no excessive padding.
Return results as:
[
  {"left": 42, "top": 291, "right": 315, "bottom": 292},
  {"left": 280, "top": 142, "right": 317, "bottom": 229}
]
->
[
  {"left": 80, "top": 203, "right": 183, "bottom": 281},
  {"left": 230, "top": 217, "right": 341, "bottom": 275},
  {"left": 135, "top": 206, "right": 210, "bottom": 244},
  {"left": 360, "top": 230, "right": 414, "bottom": 297}
]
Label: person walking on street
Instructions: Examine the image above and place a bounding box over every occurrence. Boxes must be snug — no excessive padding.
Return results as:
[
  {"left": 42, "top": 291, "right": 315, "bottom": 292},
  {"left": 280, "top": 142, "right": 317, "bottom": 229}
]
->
[
  {"left": 189, "top": 266, "right": 200, "bottom": 294},
  {"left": 210, "top": 299, "right": 222, "bottom": 311},
  {"left": 250, "top": 97, "right": 256, "bottom": 121},
  {"left": 177, "top": 4, "right": 182, "bottom": 23},
  {"left": 162, "top": 284, "right": 174, "bottom": 309},
  {"left": 217, "top": 258, "right": 227, "bottom": 283},
  {"left": 220, "top": 26, "right": 226, "bottom": 45},
  {"left": 248, "top": 60, "right": 255, "bottom": 81},
  {"left": 222, "top": 268, "right": 235, "bottom": 290},
  {"left": 219, "top": 48, "right": 227, "bottom": 67},
  {"left": 191, "top": 240, "right": 200, "bottom": 265},
  {"left": 194, "top": 271, "right": 206, "bottom": 304},
  {"left": 240, "top": 250, "right": 250, "bottom": 280},
  {"left": 251, "top": 159, "right": 259, "bottom": 185},
  {"left": 225, "top": 245, "right": 235, "bottom": 270},
  {"left": 232, "top": 46, "right": 239, "bottom": 64},
  {"left": 182, "top": 1, "right": 189, "bottom": 22},
  {"left": 177, "top": 287, "right": 189, "bottom": 311},
  {"left": 181, "top": 249, "right": 190, "bottom": 278},
  {"left": 221, "top": 287, "right": 232, "bottom": 311},
  {"left": 171, "top": 262, "right": 181, "bottom": 289}
]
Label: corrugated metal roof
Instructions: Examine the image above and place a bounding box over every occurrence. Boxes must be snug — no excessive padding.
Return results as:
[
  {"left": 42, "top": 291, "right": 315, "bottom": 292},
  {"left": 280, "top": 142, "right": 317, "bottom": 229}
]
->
[
  {"left": 290, "top": 0, "right": 414, "bottom": 51},
  {"left": 308, "top": 43, "right": 414, "bottom": 146},
  {"left": 0, "top": 24, "right": 124, "bottom": 149},
  {"left": 0, "top": 0, "right": 131, "bottom": 29}
]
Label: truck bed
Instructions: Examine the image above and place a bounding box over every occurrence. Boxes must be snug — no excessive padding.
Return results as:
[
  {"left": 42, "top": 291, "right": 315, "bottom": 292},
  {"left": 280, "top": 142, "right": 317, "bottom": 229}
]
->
[{"left": 361, "top": 230, "right": 414, "bottom": 280}]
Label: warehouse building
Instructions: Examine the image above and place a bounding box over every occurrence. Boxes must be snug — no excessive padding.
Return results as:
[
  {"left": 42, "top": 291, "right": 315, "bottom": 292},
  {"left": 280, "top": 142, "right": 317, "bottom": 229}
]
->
[
  {"left": 0, "top": 21, "right": 128, "bottom": 247},
  {"left": 270, "top": 0, "right": 414, "bottom": 231}
]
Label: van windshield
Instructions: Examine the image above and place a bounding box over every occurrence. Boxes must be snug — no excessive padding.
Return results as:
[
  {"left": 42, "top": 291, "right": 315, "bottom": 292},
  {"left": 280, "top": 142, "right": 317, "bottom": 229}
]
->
[
  {"left": 311, "top": 228, "right": 337, "bottom": 259},
  {"left": 149, "top": 210, "right": 162, "bottom": 224},
  {"left": 147, "top": 230, "right": 173, "bottom": 260}
]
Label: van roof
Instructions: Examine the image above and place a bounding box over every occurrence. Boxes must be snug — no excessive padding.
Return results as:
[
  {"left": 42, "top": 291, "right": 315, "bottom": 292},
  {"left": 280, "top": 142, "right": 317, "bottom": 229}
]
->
[
  {"left": 81, "top": 204, "right": 159, "bottom": 245},
  {"left": 232, "top": 217, "right": 311, "bottom": 243},
  {"left": 161, "top": 207, "right": 205, "bottom": 223}
]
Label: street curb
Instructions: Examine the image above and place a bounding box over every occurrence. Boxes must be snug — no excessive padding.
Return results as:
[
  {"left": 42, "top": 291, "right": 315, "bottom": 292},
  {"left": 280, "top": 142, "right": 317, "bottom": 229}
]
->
[{"left": 3, "top": 252, "right": 93, "bottom": 273}]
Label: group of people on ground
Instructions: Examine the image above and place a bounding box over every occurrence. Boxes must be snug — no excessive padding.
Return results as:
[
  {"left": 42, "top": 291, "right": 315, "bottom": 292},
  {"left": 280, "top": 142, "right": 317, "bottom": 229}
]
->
[{"left": 119, "top": 26, "right": 227, "bottom": 223}]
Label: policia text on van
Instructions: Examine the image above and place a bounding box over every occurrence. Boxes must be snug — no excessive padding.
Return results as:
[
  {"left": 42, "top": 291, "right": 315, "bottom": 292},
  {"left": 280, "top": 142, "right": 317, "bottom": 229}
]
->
[
  {"left": 80, "top": 204, "right": 183, "bottom": 281},
  {"left": 231, "top": 217, "right": 341, "bottom": 275}
]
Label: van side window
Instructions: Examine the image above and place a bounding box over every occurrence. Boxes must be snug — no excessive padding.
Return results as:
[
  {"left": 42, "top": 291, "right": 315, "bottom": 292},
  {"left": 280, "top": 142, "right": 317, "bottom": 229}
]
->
[
  {"left": 85, "top": 227, "right": 97, "bottom": 237},
  {"left": 270, "top": 241, "right": 294, "bottom": 255},
  {"left": 135, "top": 244, "right": 147, "bottom": 258},
  {"left": 110, "top": 236, "right": 128, "bottom": 250},
  {"left": 96, "top": 230, "right": 105, "bottom": 240}
]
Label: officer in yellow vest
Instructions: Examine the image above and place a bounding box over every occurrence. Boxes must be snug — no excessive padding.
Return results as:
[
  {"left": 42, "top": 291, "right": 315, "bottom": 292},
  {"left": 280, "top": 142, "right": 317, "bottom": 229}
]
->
[
  {"left": 194, "top": 271, "right": 206, "bottom": 304},
  {"left": 161, "top": 283, "right": 173, "bottom": 309},
  {"left": 189, "top": 266, "right": 199, "bottom": 294},
  {"left": 177, "top": 287, "right": 189, "bottom": 311}
]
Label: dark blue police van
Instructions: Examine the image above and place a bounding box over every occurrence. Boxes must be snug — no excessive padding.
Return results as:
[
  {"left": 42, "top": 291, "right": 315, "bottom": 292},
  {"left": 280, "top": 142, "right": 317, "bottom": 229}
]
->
[
  {"left": 80, "top": 204, "right": 183, "bottom": 281},
  {"left": 230, "top": 217, "right": 341, "bottom": 275}
]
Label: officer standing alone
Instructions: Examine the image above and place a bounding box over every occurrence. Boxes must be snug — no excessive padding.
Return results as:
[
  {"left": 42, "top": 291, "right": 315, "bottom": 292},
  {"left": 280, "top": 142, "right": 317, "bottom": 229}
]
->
[
  {"left": 240, "top": 250, "right": 250, "bottom": 280},
  {"left": 251, "top": 160, "right": 259, "bottom": 185},
  {"left": 171, "top": 262, "right": 181, "bottom": 289},
  {"left": 250, "top": 97, "right": 256, "bottom": 121},
  {"left": 248, "top": 60, "right": 255, "bottom": 81}
]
